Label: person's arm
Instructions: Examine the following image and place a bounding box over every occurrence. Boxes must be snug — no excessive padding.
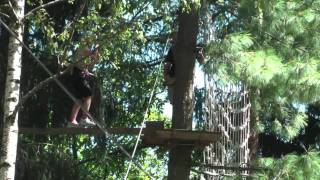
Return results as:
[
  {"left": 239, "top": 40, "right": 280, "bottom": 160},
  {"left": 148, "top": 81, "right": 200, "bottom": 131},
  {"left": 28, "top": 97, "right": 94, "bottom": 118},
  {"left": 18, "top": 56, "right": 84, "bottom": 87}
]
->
[
  {"left": 163, "top": 61, "right": 175, "bottom": 85},
  {"left": 195, "top": 46, "right": 206, "bottom": 64},
  {"left": 87, "top": 50, "right": 101, "bottom": 69}
]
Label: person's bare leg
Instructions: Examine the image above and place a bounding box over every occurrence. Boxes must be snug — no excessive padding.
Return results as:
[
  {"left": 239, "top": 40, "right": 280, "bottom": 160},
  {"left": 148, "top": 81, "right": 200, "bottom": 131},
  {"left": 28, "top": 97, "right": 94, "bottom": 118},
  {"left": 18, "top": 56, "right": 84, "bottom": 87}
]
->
[
  {"left": 81, "top": 96, "right": 92, "bottom": 118},
  {"left": 69, "top": 102, "right": 81, "bottom": 124},
  {"left": 79, "top": 96, "right": 95, "bottom": 126}
]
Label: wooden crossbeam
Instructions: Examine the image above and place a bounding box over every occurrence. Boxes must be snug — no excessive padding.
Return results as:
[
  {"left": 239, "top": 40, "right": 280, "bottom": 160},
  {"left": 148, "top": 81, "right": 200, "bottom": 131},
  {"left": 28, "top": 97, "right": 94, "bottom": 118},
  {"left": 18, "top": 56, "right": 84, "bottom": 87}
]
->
[
  {"left": 142, "top": 129, "right": 220, "bottom": 147},
  {"left": 157, "top": 129, "right": 220, "bottom": 142},
  {"left": 19, "top": 127, "right": 140, "bottom": 135}
]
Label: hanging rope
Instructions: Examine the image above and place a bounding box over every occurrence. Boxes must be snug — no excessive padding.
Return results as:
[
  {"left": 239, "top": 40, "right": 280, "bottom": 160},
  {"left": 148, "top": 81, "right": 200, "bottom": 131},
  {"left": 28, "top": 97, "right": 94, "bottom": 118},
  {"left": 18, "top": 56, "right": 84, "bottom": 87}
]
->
[
  {"left": 0, "top": 18, "right": 154, "bottom": 180},
  {"left": 203, "top": 75, "right": 251, "bottom": 179},
  {"left": 124, "top": 37, "right": 170, "bottom": 179}
]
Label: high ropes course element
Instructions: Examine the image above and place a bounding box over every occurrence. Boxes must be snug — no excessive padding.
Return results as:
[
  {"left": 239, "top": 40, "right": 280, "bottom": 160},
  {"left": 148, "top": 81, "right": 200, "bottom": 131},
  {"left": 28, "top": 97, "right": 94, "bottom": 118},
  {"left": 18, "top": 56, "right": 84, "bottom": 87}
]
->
[
  {"left": 19, "top": 121, "right": 220, "bottom": 147},
  {"left": 199, "top": 2, "right": 251, "bottom": 178},
  {"left": 202, "top": 74, "right": 251, "bottom": 178},
  {"left": 0, "top": 18, "right": 153, "bottom": 179},
  {"left": 0, "top": 17, "right": 221, "bottom": 179}
]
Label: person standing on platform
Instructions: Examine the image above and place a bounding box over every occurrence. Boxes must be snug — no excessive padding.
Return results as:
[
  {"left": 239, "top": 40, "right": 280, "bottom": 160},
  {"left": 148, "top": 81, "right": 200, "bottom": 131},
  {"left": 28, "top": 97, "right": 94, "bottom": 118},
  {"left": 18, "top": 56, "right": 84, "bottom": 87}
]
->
[{"left": 67, "top": 40, "right": 101, "bottom": 127}]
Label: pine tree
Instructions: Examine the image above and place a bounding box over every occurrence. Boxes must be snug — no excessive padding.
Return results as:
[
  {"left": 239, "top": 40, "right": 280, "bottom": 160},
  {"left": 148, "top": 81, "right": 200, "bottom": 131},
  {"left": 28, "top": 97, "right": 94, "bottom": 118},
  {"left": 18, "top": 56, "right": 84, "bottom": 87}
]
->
[
  {"left": 205, "top": 0, "right": 320, "bottom": 142},
  {"left": 203, "top": 0, "right": 320, "bottom": 178}
]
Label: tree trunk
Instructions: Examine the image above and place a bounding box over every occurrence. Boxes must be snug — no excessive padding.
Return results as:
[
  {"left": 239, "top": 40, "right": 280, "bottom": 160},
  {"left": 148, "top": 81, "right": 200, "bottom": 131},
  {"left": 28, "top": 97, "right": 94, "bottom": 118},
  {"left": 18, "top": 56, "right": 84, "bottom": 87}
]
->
[
  {"left": 167, "top": 5, "right": 199, "bottom": 180},
  {"left": 0, "top": 0, "right": 25, "bottom": 179},
  {"left": 248, "top": 88, "right": 260, "bottom": 163},
  {"left": 0, "top": 24, "right": 10, "bottom": 130},
  {"left": 248, "top": 1, "right": 264, "bottom": 164}
]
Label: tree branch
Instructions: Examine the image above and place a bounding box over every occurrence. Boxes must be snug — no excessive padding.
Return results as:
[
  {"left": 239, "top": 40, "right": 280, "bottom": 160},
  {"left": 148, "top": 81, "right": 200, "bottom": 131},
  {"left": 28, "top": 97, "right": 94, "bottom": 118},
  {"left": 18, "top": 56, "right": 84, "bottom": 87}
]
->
[
  {"left": 0, "top": 12, "right": 10, "bottom": 19},
  {"left": 129, "top": 0, "right": 151, "bottom": 22},
  {"left": 264, "top": 32, "right": 308, "bottom": 53},
  {"left": 8, "top": 0, "right": 18, "bottom": 20},
  {"left": 143, "top": 58, "right": 162, "bottom": 68},
  {"left": 75, "top": 157, "right": 97, "bottom": 166},
  {"left": 9, "top": 68, "right": 70, "bottom": 121},
  {"left": 22, "top": 0, "right": 67, "bottom": 20}
]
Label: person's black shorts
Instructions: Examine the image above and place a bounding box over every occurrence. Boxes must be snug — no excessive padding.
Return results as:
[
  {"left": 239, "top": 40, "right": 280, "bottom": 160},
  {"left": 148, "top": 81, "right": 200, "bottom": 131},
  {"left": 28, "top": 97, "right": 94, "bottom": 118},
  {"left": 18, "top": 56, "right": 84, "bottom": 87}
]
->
[{"left": 71, "top": 67, "right": 92, "bottom": 99}]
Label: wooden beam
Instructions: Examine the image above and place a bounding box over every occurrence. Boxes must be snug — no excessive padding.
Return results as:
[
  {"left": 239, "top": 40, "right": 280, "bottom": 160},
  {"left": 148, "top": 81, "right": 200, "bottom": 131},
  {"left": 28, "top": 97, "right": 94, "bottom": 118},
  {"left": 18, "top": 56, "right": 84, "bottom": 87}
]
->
[
  {"left": 142, "top": 129, "right": 221, "bottom": 147},
  {"left": 156, "top": 129, "right": 220, "bottom": 142},
  {"left": 19, "top": 127, "right": 141, "bottom": 135}
]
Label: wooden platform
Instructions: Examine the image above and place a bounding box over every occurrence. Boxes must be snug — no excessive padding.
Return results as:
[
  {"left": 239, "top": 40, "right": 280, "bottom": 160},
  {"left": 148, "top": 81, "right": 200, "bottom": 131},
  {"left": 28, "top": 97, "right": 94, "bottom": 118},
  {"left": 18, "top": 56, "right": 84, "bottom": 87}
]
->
[
  {"left": 19, "top": 121, "right": 221, "bottom": 147},
  {"left": 141, "top": 121, "right": 221, "bottom": 147}
]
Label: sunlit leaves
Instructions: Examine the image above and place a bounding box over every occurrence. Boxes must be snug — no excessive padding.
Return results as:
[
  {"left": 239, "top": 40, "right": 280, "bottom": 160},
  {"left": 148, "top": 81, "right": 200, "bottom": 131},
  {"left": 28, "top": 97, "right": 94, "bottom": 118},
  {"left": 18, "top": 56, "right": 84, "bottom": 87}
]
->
[
  {"left": 270, "top": 112, "right": 307, "bottom": 140},
  {"left": 235, "top": 50, "right": 283, "bottom": 87},
  {"left": 256, "top": 150, "right": 320, "bottom": 179},
  {"left": 301, "top": 9, "right": 316, "bottom": 23},
  {"left": 227, "top": 33, "right": 254, "bottom": 52}
]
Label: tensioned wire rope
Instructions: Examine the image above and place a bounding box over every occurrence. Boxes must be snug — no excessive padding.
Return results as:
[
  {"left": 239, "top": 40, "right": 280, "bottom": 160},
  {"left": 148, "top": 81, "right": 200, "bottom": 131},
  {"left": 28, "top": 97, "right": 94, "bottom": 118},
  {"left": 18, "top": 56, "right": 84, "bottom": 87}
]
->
[
  {"left": 0, "top": 18, "right": 155, "bottom": 180},
  {"left": 124, "top": 37, "right": 171, "bottom": 179}
]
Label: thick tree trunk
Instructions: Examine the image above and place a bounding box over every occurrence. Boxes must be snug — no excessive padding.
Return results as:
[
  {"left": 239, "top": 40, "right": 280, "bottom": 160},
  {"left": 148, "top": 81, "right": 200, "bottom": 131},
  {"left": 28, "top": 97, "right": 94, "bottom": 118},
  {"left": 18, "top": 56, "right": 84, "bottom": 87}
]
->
[
  {"left": 248, "top": 88, "right": 260, "bottom": 163},
  {"left": 167, "top": 6, "right": 199, "bottom": 180},
  {"left": 0, "top": 25, "right": 10, "bottom": 130},
  {"left": 0, "top": 0, "right": 25, "bottom": 179}
]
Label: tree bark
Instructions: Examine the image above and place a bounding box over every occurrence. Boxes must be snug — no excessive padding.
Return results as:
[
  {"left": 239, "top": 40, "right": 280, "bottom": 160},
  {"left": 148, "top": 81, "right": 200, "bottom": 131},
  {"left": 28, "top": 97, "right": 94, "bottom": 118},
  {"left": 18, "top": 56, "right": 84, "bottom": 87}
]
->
[
  {"left": 167, "top": 5, "right": 199, "bottom": 180},
  {"left": 0, "top": 22, "right": 10, "bottom": 130},
  {"left": 248, "top": 87, "right": 260, "bottom": 163},
  {"left": 0, "top": 0, "right": 25, "bottom": 179}
]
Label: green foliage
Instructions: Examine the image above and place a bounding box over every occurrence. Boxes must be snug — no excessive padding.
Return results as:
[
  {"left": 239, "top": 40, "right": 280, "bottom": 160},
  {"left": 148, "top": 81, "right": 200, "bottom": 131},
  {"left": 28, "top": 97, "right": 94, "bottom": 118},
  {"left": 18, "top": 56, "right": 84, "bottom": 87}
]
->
[
  {"left": 235, "top": 49, "right": 284, "bottom": 87},
  {"left": 255, "top": 150, "right": 320, "bottom": 179},
  {"left": 2, "top": 0, "right": 320, "bottom": 178},
  {"left": 180, "top": 0, "right": 202, "bottom": 12},
  {"left": 205, "top": 0, "right": 320, "bottom": 140},
  {"left": 8, "top": 0, "right": 180, "bottom": 179},
  {"left": 269, "top": 111, "right": 307, "bottom": 140}
]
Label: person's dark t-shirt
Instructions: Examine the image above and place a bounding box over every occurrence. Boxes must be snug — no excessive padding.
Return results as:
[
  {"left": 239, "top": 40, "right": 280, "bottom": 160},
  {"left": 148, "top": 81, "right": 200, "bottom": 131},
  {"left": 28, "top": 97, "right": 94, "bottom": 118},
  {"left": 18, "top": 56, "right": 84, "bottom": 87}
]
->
[
  {"left": 165, "top": 47, "right": 175, "bottom": 77},
  {"left": 71, "top": 67, "right": 92, "bottom": 99}
]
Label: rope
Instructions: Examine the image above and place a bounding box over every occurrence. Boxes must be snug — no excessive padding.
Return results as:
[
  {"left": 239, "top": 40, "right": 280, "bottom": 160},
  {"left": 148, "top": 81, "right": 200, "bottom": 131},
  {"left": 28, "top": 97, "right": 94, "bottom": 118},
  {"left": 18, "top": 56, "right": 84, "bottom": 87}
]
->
[
  {"left": 124, "top": 37, "right": 170, "bottom": 179},
  {"left": 203, "top": 74, "right": 251, "bottom": 178},
  {"left": 0, "top": 18, "right": 154, "bottom": 180}
]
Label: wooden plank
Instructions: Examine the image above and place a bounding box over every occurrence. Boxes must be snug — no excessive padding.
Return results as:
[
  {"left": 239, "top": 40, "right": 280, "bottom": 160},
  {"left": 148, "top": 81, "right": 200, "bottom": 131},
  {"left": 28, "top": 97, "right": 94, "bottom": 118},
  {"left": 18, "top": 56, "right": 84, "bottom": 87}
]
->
[
  {"left": 142, "top": 129, "right": 221, "bottom": 147},
  {"left": 156, "top": 129, "right": 220, "bottom": 142},
  {"left": 19, "top": 127, "right": 141, "bottom": 135}
]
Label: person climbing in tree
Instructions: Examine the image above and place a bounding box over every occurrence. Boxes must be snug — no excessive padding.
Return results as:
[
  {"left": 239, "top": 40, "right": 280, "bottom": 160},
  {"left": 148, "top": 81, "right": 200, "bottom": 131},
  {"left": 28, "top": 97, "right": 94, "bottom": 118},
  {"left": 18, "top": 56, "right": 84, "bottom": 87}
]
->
[
  {"left": 67, "top": 39, "right": 101, "bottom": 127},
  {"left": 163, "top": 32, "right": 205, "bottom": 104},
  {"left": 163, "top": 39, "right": 176, "bottom": 104}
]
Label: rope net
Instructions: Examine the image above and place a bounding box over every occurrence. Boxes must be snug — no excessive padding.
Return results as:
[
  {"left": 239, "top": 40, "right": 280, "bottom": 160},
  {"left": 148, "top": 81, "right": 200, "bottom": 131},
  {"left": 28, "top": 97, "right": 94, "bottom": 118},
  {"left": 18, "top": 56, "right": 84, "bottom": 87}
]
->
[{"left": 202, "top": 74, "right": 251, "bottom": 178}]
